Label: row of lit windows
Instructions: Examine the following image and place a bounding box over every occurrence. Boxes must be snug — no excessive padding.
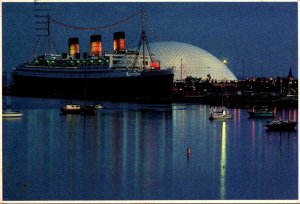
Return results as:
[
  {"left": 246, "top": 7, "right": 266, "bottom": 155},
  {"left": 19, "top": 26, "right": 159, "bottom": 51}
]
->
[
  {"left": 112, "top": 56, "right": 149, "bottom": 60},
  {"left": 113, "top": 60, "right": 149, "bottom": 65}
]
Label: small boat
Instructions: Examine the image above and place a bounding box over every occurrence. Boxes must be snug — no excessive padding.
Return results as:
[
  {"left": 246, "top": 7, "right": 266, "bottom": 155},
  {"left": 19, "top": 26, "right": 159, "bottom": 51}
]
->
[
  {"left": 2, "top": 72, "right": 23, "bottom": 118},
  {"left": 95, "top": 104, "right": 103, "bottom": 109},
  {"left": 248, "top": 105, "right": 274, "bottom": 118},
  {"left": 209, "top": 86, "right": 232, "bottom": 120},
  {"left": 60, "top": 104, "right": 95, "bottom": 115},
  {"left": 60, "top": 53, "right": 98, "bottom": 115},
  {"left": 2, "top": 110, "right": 23, "bottom": 118},
  {"left": 265, "top": 120, "right": 297, "bottom": 131},
  {"left": 209, "top": 109, "right": 232, "bottom": 120}
]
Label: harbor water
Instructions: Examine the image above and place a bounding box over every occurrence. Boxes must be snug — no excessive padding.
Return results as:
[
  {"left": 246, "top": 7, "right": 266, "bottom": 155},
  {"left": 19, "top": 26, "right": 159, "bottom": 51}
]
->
[{"left": 3, "top": 96, "right": 298, "bottom": 200}]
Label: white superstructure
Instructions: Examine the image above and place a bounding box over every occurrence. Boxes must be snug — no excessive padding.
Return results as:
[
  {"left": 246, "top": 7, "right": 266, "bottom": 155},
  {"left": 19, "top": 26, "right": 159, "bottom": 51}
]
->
[{"left": 105, "top": 50, "right": 157, "bottom": 70}]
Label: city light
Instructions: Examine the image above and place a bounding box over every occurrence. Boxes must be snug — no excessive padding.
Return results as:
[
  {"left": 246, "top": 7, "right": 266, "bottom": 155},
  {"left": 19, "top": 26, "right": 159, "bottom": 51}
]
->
[{"left": 222, "top": 58, "right": 228, "bottom": 65}]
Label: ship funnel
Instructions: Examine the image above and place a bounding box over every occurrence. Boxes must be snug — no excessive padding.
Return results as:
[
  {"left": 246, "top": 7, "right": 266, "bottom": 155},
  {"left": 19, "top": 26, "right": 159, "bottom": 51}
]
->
[
  {"left": 68, "top": 37, "right": 80, "bottom": 58},
  {"left": 90, "top": 35, "right": 102, "bottom": 57},
  {"left": 113, "top": 32, "right": 125, "bottom": 53}
]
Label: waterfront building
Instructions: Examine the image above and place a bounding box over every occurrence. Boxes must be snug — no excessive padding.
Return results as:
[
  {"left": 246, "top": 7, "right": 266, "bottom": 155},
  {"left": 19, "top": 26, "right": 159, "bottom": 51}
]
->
[{"left": 287, "top": 67, "right": 294, "bottom": 81}]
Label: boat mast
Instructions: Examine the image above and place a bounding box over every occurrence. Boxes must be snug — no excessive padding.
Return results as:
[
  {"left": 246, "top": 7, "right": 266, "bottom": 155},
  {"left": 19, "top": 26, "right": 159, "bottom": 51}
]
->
[
  {"left": 84, "top": 62, "right": 87, "bottom": 105},
  {"left": 4, "top": 72, "right": 8, "bottom": 109},
  {"left": 221, "top": 85, "right": 225, "bottom": 113},
  {"left": 141, "top": 11, "right": 145, "bottom": 69},
  {"left": 221, "top": 85, "right": 223, "bottom": 107},
  {"left": 180, "top": 58, "right": 183, "bottom": 81}
]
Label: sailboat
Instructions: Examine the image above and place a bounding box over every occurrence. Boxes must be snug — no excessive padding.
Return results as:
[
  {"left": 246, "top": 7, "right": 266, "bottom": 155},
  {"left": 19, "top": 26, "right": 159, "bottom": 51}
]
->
[
  {"left": 2, "top": 72, "right": 23, "bottom": 118},
  {"left": 3, "top": 107, "right": 23, "bottom": 118},
  {"left": 209, "top": 109, "right": 232, "bottom": 120},
  {"left": 2, "top": 99, "right": 23, "bottom": 118},
  {"left": 209, "top": 86, "right": 232, "bottom": 120},
  {"left": 60, "top": 66, "right": 98, "bottom": 115}
]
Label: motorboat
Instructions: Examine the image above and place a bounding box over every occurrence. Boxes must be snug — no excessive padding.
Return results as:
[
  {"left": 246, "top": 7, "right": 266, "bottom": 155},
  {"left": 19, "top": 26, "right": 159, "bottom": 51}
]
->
[
  {"left": 3, "top": 110, "right": 23, "bottom": 118},
  {"left": 60, "top": 104, "right": 95, "bottom": 115},
  {"left": 248, "top": 105, "right": 274, "bottom": 118},
  {"left": 265, "top": 120, "right": 296, "bottom": 131},
  {"left": 95, "top": 104, "right": 103, "bottom": 109},
  {"left": 209, "top": 109, "right": 232, "bottom": 120}
]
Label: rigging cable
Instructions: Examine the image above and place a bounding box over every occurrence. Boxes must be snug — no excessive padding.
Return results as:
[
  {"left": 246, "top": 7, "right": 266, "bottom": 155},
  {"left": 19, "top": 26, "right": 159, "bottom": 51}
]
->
[
  {"left": 144, "top": 13, "right": 173, "bottom": 68},
  {"left": 50, "top": 11, "right": 142, "bottom": 31},
  {"left": 30, "top": 36, "right": 42, "bottom": 61},
  {"left": 49, "top": 34, "right": 59, "bottom": 54},
  {"left": 33, "top": 1, "right": 51, "bottom": 57}
]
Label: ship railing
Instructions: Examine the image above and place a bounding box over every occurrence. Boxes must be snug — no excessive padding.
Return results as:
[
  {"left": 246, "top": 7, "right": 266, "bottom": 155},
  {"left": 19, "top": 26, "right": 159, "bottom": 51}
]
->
[
  {"left": 23, "top": 64, "right": 109, "bottom": 70},
  {"left": 24, "top": 65, "right": 78, "bottom": 69}
]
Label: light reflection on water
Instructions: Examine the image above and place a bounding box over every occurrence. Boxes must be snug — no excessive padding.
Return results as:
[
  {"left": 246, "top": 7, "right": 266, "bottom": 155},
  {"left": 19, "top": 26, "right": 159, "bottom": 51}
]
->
[
  {"left": 2, "top": 97, "right": 298, "bottom": 200},
  {"left": 220, "top": 121, "right": 227, "bottom": 200}
]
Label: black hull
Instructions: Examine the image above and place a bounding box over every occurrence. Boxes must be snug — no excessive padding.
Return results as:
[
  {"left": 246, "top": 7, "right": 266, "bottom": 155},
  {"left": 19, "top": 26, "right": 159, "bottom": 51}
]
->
[
  {"left": 248, "top": 111, "right": 275, "bottom": 118},
  {"left": 12, "top": 74, "right": 174, "bottom": 100},
  {"left": 265, "top": 122, "right": 297, "bottom": 131}
]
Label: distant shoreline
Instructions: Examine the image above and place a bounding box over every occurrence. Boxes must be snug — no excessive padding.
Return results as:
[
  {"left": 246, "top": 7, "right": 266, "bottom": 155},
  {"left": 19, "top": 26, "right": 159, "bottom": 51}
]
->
[{"left": 3, "top": 88, "right": 298, "bottom": 108}]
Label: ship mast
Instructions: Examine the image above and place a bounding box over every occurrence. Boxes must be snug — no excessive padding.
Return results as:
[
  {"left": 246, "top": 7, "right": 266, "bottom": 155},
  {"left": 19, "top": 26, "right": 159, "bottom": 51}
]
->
[
  {"left": 132, "top": 10, "right": 154, "bottom": 69},
  {"left": 47, "top": 15, "right": 51, "bottom": 54},
  {"left": 32, "top": 2, "right": 58, "bottom": 57}
]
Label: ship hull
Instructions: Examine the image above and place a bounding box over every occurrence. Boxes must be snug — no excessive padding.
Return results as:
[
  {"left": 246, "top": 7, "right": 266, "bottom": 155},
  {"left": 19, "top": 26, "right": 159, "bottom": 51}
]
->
[
  {"left": 12, "top": 69, "right": 174, "bottom": 100},
  {"left": 248, "top": 111, "right": 274, "bottom": 118},
  {"left": 60, "top": 106, "right": 95, "bottom": 115},
  {"left": 265, "top": 121, "right": 297, "bottom": 131}
]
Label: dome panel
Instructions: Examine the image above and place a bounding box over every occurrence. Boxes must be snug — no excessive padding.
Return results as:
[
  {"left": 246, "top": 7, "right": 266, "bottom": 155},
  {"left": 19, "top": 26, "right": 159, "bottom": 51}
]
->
[{"left": 149, "top": 41, "right": 237, "bottom": 81}]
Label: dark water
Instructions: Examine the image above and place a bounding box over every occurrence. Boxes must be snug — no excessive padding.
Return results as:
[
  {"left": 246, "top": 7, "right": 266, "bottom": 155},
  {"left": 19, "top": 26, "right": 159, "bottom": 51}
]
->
[{"left": 3, "top": 96, "right": 298, "bottom": 200}]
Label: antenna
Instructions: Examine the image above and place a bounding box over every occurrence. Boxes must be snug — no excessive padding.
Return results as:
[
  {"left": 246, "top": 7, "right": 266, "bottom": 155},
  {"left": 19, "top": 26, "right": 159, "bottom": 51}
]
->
[
  {"left": 34, "top": 2, "right": 52, "bottom": 54},
  {"left": 259, "top": 60, "right": 263, "bottom": 78},
  {"left": 242, "top": 59, "right": 245, "bottom": 80}
]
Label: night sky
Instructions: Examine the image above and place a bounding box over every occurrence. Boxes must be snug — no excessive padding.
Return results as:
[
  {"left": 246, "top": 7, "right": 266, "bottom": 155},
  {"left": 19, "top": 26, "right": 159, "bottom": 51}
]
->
[{"left": 2, "top": 1, "right": 298, "bottom": 79}]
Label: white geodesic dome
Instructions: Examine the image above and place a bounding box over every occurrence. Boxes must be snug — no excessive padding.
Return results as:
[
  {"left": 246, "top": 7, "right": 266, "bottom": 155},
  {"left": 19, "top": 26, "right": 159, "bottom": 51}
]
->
[{"left": 148, "top": 41, "right": 237, "bottom": 81}]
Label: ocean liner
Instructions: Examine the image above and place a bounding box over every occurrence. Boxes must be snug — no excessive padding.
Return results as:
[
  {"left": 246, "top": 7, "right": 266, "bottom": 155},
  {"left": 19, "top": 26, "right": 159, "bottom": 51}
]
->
[{"left": 12, "top": 12, "right": 174, "bottom": 100}]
